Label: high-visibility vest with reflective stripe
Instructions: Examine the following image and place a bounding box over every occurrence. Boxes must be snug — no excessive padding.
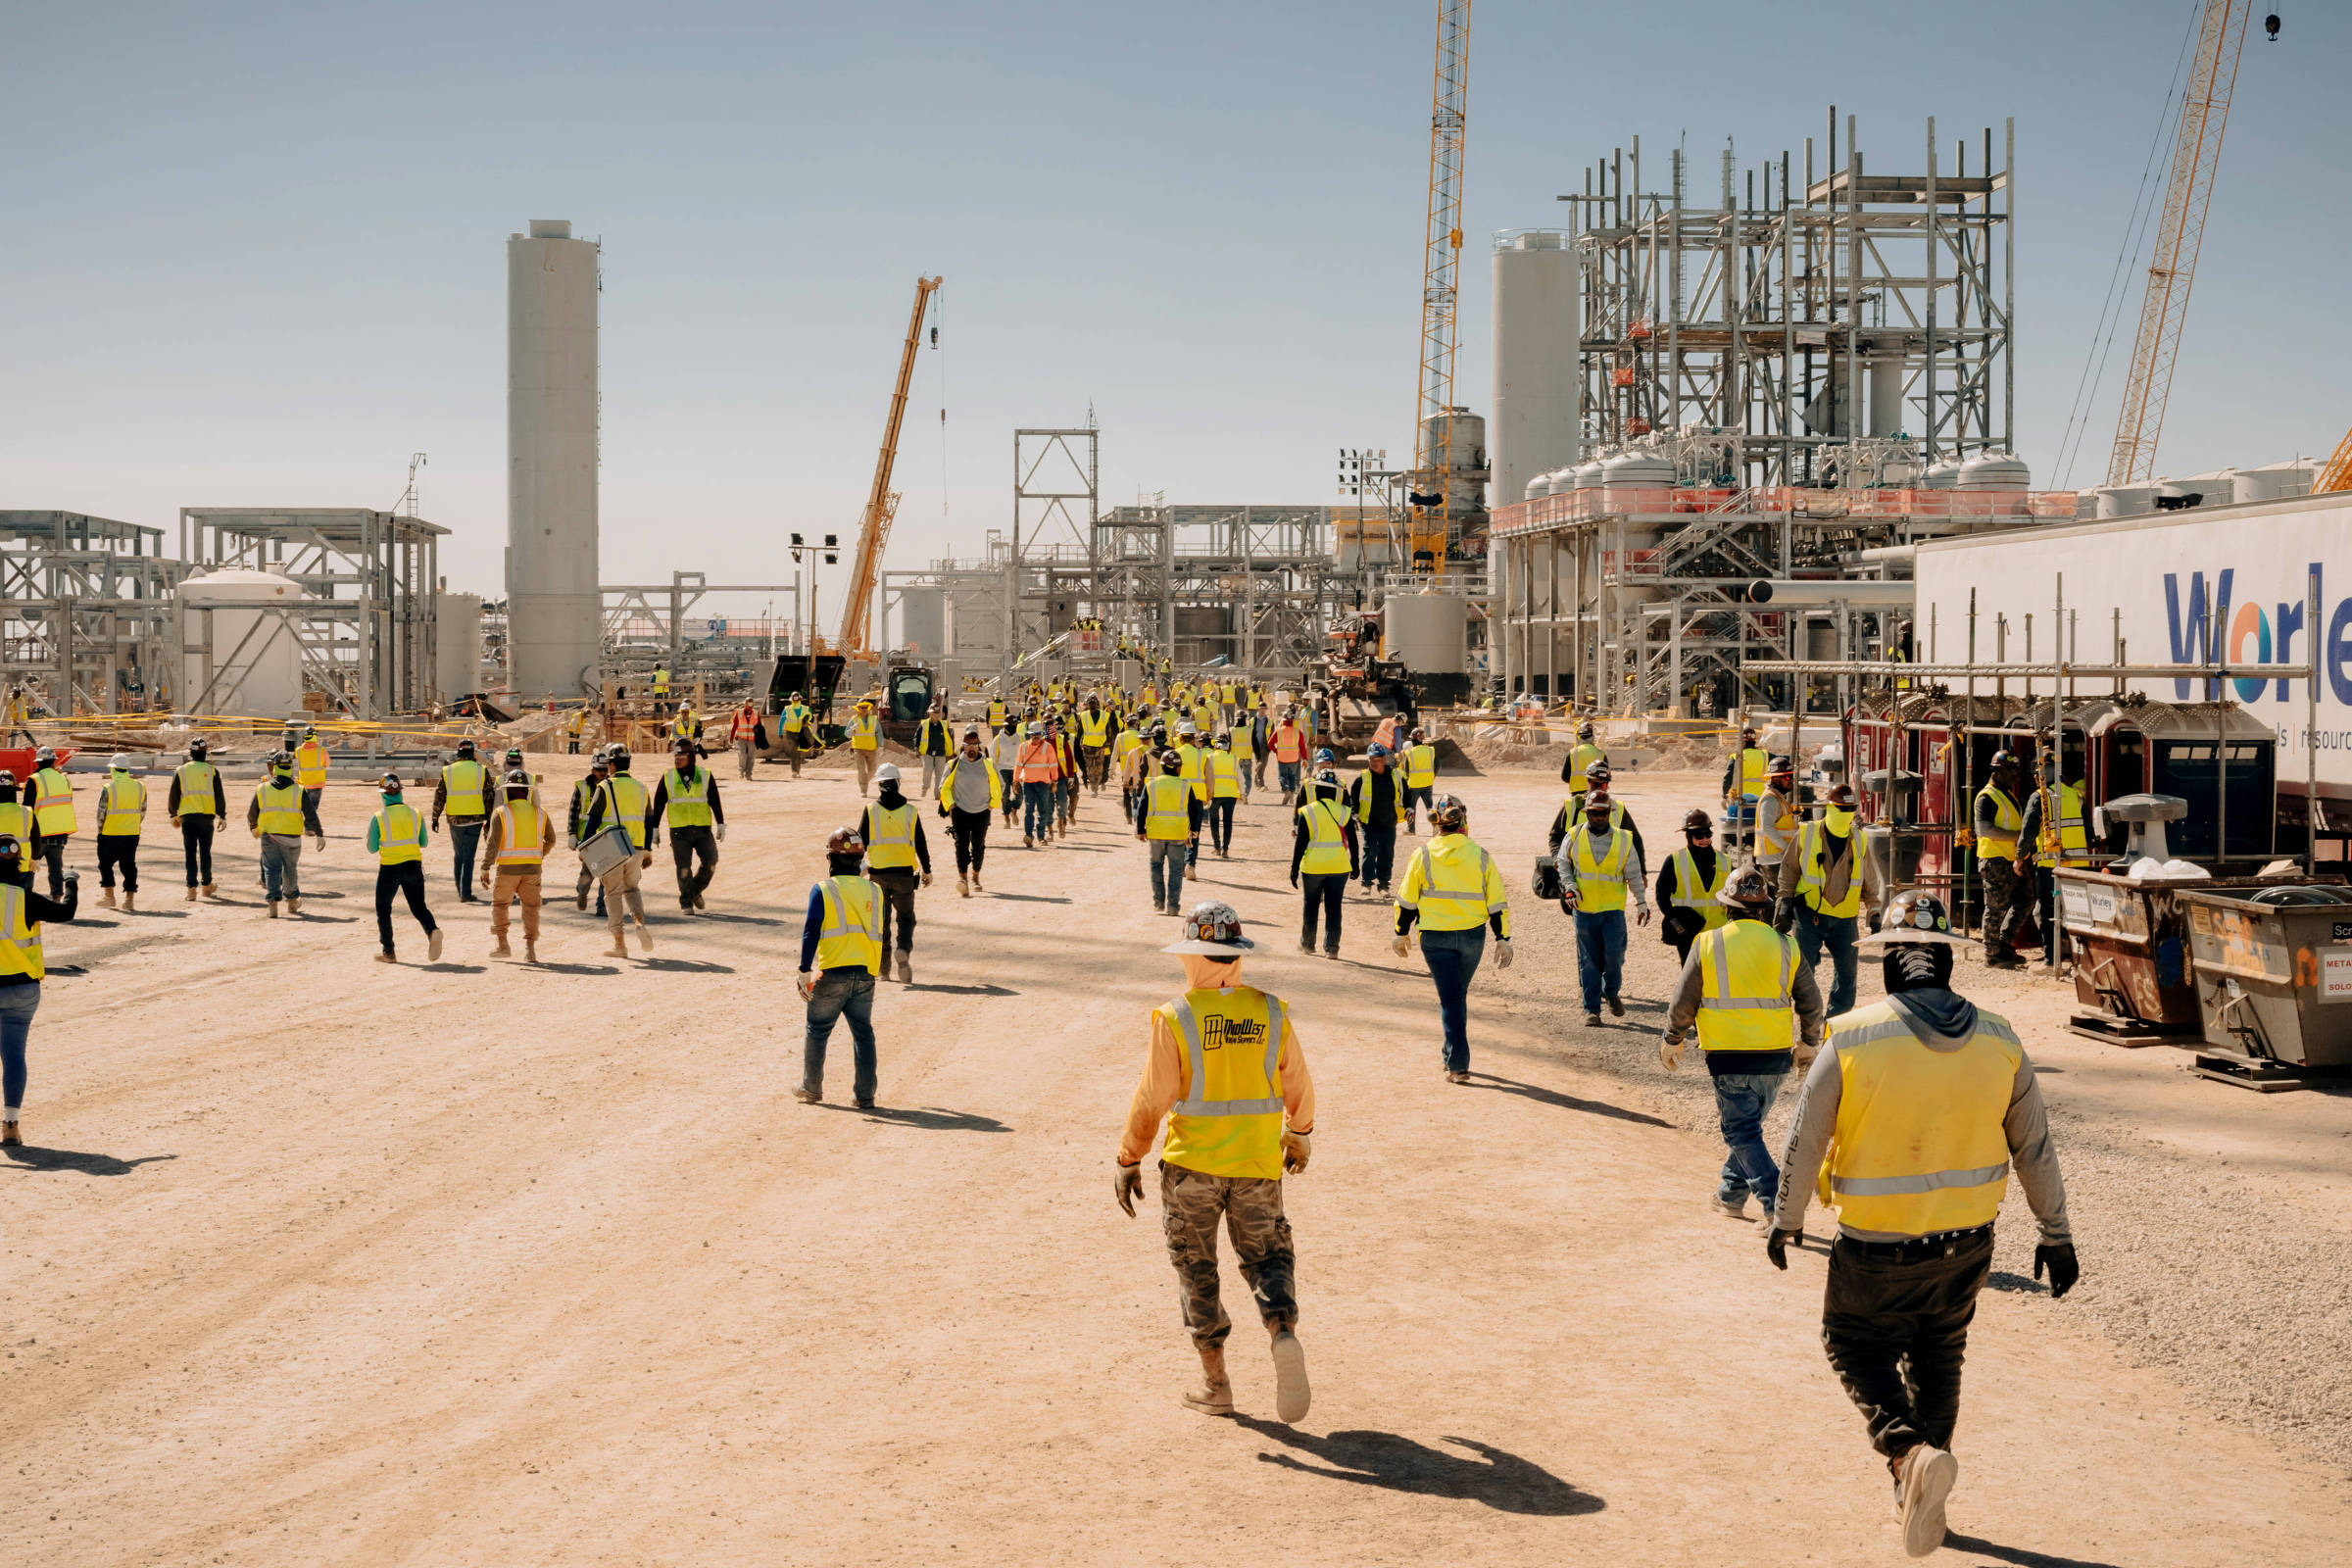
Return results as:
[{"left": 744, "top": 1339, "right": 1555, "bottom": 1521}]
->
[
  {"left": 1668, "top": 847, "right": 1729, "bottom": 930},
  {"left": 1219, "top": 683, "right": 1236, "bottom": 703},
  {"left": 939, "top": 757, "right": 1003, "bottom": 812},
  {"left": 662, "top": 767, "right": 712, "bottom": 827},
  {"left": 1205, "top": 752, "right": 1241, "bottom": 799},
  {"left": 295, "top": 740, "right": 329, "bottom": 788},
  {"left": 1142, "top": 774, "right": 1194, "bottom": 841},
  {"left": 175, "top": 761, "right": 220, "bottom": 817},
  {"left": 1820, "top": 1001, "right": 2022, "bottom": 1236},
  {"left": 1735, "top": 747, "right": 1769, "bottom": 802},
  {"left": 866, "top": 802, "right": 918, "bottom": 869},
  {"left": 496, "top": 802, "right": 548, "bottom": 868},
  {"left": 1567, "top": 742, "right": 1603, "bottom": 795},
  {"left": 1297, "top": 799, "right": 1350, "bottom": 874},
  {"left": 1175, "top": 743, "right": 1207, "bottom": 802},
  {"left": 1078, "top": 710, "right": 1109, "bottom": 746},
  {"left": 1231, "top": 724, "right": 1254, "bottom": 761},
  {"left": 0, "top": 884, "right": 45, "bottom": 982},
  {"left": 1694, "top": 920, "right": 1799, "bottom": 1054},
  {"left": 373, "top": 803, "right": 423, "bottom": 864},
  {"left": 1796, "top": 819, "right": 1863, "bottom": 918},
  {"left": 1569, "top": 825, "right": 1631, "bottom": 912},
  {"left": 1015, "top": 738, "right": 1057, "bottom": 783},
  {"left": 1112, "top": 729, "right": 1143, "bottom": 767},
  {"left": 849, "top": 713, "right": 879, "bottom": 751},
  {"left": 987, "top": 700, "right": 1006, "bottom": 728},
  {"left": 254, "top": 779, "right": 305, "bottom": 836},
  {"left": 2034, "top": 782, "right": 2090, "bottom": 868},
  {"left": 442, "top": 759, "right": 487, "bottom": 816},
  {"left": 101, "top": 773, "right": 147, "bottom": 836},
  {"left": 1158, "top": 987, "right": 1290, "bottom": 1181},
  {"left": 1271, "top": 724, "right": 1304, "bottom": 763},
  {"left": 1755, "top": 789, "right": 1797, "bottom": 863},
  {"left": 29, "top": 768, "right": 74, "bottom": 836},
  {"left": 816, "top": 875, "right": 882, "bottom": 974},
  {"left": 1353, "top": 767, "right": 1403, "bottom": 823},
  {"left": 1565, "top": 795, "right": 1627, "bottom": 835},
  {"left": 1399, "top": 834, "right": 1506, "bottom": 933},
  {"left": 1976, "top": 785, "right": 2024, "bottom": 858},
  {"left": 0, "top": 803, "right": 30, "bottom": 872},
  {"left": 598, "top": 775, "right": 652, "bottom": 849},
  {"left": 784, "top": 703, "right": 810, "bottom": 734}
]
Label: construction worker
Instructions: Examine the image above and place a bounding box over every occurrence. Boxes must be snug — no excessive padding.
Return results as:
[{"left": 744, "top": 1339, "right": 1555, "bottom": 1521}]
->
[
  {"left": 93, "top": 755, "right": 147, "bottom": 911},
  {"left": 859, "top": 762, "right": 932, "bottom": 983},
  {"left": 1344, "top": 743, "right": 1405, "bottom": 896},
  {"left": 670, "top": 704, "right": 704, "bottom": 757},
  {"left": 1561, "top": 719, "right": 1605, "bottom": 811},
  {"left": 0, "top": 774, "right": 28, "bottom": 877},
  {"left": 169, "top": 739, "right": 224, "bottom": 899},
  {"left": 367, "top": 771, "right": 443, "bottom": 963},
  {"left": 847, "top": 698, "right": 882, "bottom": 796},
  {"left": 939, "top": 726, "right": 1000, "bottom": 897},
  {"left": 247, "top": 750, "right": 308, "bottom": 917},
  {"left": 647, "top": 738, "right": 724, "bottom": 913},
  {"left": 1228, "top": 704, "right": 1256, "bottom": 804},
  {"left": 1136, "top": 748, "right": 1203, "bottom": 914},
  {"left": 1173, "top": 722, "right": 1211, "bottom": 868},
  {"left": 1656, "top": 807, "right": 1729, "bottom": 965},
  {"left": 1291, "top": 764, "right": 1355, "bottom": 958},
  {"left": 795, "top": 824, "right": 883, "bottom": 1107},
  {"left": 577, "top": 744, "right": 656, "bottom": 957},
  {"left": 1776, "top": 782, "right": 1884, "bottom": 1017},
  {"left": 908, "top": 699, "right": 949, "bottom": 798},
  {"left": 1544, "top": 760, "right": 1647, "bottom": 869},
  {"left": 1754, "top": 753, "right": 1801, "bottom": 886},
  {"left": 989, "top": 719, "right": 1020, "bottom": 828},
  {"left": 986, "top": 691, "right": 1009, "bottom": 734},
  {"left": 1122, "top": 722, "right": 1164, "bottom": 825},
  {"left": 1658, "top": 865, "right": 1825, "bottom": 1220},
  {"left": 1077, "top": 695, "right": 1112, "bottom": 792},
  {"left": 2015, "top": 749, "right": 2091, "bottom": 968},
  {"left": 1393, "top": 793, "right": 1512, "bottom": 1083},
  {"left": 1400, "top": 725, "right": 1438, "bottom": 833},
  {"left": 0, "top": 829, "right": 77, "bottom": 1149},
  {"left": 2, "top": 684, "right": 33, "bottom": 746},
  {"left": 1722, "top": 722, "right": 1771, "bottom": 849},
  {"left": 1052, "top": 714, "right": 1082, "bottom": 837},
  {"left": 564, "top": 706, "right": 588, "bottom": 755},
  {"left": 431, "top": 739, "right": 491, "bottom": 903},
  {"left": 1203, "top": 733, "right": 1242, "bottom": 858},
  {"left": 479, "top": 768, "right": 553, "bottom": 962},
  {"left": 27, "top": 746, "right": 74, "bottom": 901},
  {"left": 1768, "top": 889, "right": 2078, "bottom": 1558},
  {"left": 1111, "top": 711, "right": 1148, "bottom": 815},
  {"left": 651, "top": 665, "right": 671, "bottom": 714},
  {"left": 1971, "top": 750, "right": 2029, "bottom": 970},
  {"left": 1015, "top": 719, "right": 1058, "bottom": 849},
  {"left": 780, "top": 690, "right": 812, "bottom": 776},
  {"left": 1268, "top": 709, "right": 1306, "bottom": 805},
  {"left": 1112, "top": 898, "right": 1314, "bottom": 1423},
  {"left": 567, "top": 750, "right": 612, "bottom": 920},
  {"left": 290, "top": 723, "right": 330, "bottom": 848},
  {"left": 1556, "top": 791, "right": 1651, "bottom": 1026},
  {"left": 729, "top": 699, "right": 760, "bottom": 780}
]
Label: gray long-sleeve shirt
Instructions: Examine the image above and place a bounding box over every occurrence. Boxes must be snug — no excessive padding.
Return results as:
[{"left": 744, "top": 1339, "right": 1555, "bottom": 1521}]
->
[
  {"left": 1771, "top": 991, "right": 2071, "bottom": 1245},
  {"left": 1660, "top": 923, "right": 1828, "bottom": 1054}
]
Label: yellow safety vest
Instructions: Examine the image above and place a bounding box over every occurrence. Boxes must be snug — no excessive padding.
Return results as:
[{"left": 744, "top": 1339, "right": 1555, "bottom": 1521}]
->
[
  {"left": 1399, "top": 833, "right": 1507, "bottom": 934},
  {"left": 1297, "top": 799, "right": 1350, "bottom": 874},
  {"left": 1176, "top": 743, "right": 1206, "bottom": 802},
  {"left": 1142, "top": 774, "right": 1195, "bottom": 841},
  {"left": 2034, "top": 782, "right": 2090, "bottom": 868},
  {"left": 254, "top": 778, "right": 306, "bottom": 836},
  {"left": 1796, "top": 818, "right": 1863, "bottom": 918},
  {"left": 815, "top": 875, "right": 882, "bottom": 974},
  {"left": 1113, "top": 729, "right": 1143, "bottom": 767},
  {"left": 1565, "top": 794, "right": 1627, "bottom": 835},
  {"left": 939, "top": 756, "right": 1003, "bottom": 812},
  {"left": 174, "top": 760, "right": 220, "bottom": 817},
  {"left": 1206, "top": 752, "right": 1241, "bottom": 799},
  {"left": 1157, "top": 987, "right": 1290, "bottom": 1181},
  {"left": 1976, "top": 785, "right": 2023, "bottom": 858},
  {"left": 652, "top": 669, "right": 670, "bottom": 695},
  {"left": 866, "top": 801, "right": 918, "bottom": 869},
  {"left": 495, "top": 802, "right": 548, "bottom": 868},
  {"left": 1352, "top": 768, "right": 1403, "bottom": 823},
  {"left": 295, "top": 739, "right": 329, "bottom": 789},
  {"left": 1404, "top": 743, "right": 1437, "bottom": 788},
  {"left": 784, "top": 703, "right": 810, "bottom": 734},
  {"left": 1079, "top": 710, "right": 1110, "bottom": 746},
  {"left": 29, "top": 767, "right": 74, "bottom": 836},
  {"left": 100, "top": 773, "right": 147, "bottom": 837},
  {"left": 0, "top": 884, "right": 44, "bottom": 982},
  {"left": 849, "top": 713, "right": 879, "bottom": 751},
  {"left": 1569, "top": 825, "right": 1631, "bottom": 912},
  {"left": 1735, "top": 747, "right": 1769, "bottom": 802},
  {"left": 566, "top": 710, "right": 586, "bottom": 736},
  {"left": 1193, "top": 704, "right": 1215, "bottom": 735},
  {"left": 1668, "top": 847, "right": 1729, "bottom": 930},
  {"left": 1567, "top": 742, "right": 1604, "bottom": 795},
  {"left": 442, "top": 759, "right": 487, "bottom": 816},
  {"left": 987, "top": 700, "right": 1006, "bottom": 728},
  {"left": 1694, "top": 920, "right": 1799, "bottom": 1054},
  {"left": 662, "top": 766, "right": 712, "bottom": 828},
  {"left": 373, "top": 803, "right": 423, "bottom": 864},
  {"left": 598, "top": 775, "right": 653, "bottom": 850},
  {"left": 1819, "top": 1001, "right": 2023, "bottom": 1236},
  {"left": 1755, "top": 789, "right": 1797, "bottom": 864},
  {"left": 1231, "top": 724, "right": 1254, "bottom": 762},
  {"left": 0, "top": 803, "right": 30, "bottom": 872}
]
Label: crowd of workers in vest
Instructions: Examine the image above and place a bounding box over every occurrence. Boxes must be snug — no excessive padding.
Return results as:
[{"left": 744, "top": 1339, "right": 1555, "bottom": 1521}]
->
[{"left": 0, "top": 682, "right": 2087, "bottom": 1556}]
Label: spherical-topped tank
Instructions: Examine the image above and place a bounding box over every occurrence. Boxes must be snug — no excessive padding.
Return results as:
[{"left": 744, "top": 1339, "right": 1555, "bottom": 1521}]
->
[
  {"left": 1954, "top": 452, "right": 2032, "bottom": 490},
  {"left": 1601, "top": 453, "right": 1675, "bottom": 486},
  {"left": 177, "top": 568, "right": 307, "bottom": 717},
  {"left": 1385, "top": 590, "right": 1472, "bottom": 675},
  {"left": 1523, "top": 472, "right": 1554, "bottom": 501},
  {"left": 1922, "top": 460, "right": 1963, "bottom": 490},
  {"left": 1572, "top": 460, "right": 1608, "bottom": 490}
]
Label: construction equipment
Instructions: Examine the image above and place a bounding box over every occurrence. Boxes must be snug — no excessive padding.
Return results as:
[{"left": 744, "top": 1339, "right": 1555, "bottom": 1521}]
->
[
  {"left": 2315, "top": 424, "right": 2352, "bottom": 494},
  {"left": 1405, "top": 0, "right": 1470, "bottom": 574},
  {"left": 837, "top": 276, "right": 942, "bottom": 657},
  {"left": 2105, "top": 0, "right": 2252, "bottom": 486}
]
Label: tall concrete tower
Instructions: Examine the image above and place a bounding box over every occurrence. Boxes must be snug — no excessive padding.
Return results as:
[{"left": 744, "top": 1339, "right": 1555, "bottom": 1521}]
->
[
  {"left": 507, "top": 219, "right": 601, "bottom": 698},
  {"left": 1489, "top": 230, "right": 1579, "bottom": 507}
]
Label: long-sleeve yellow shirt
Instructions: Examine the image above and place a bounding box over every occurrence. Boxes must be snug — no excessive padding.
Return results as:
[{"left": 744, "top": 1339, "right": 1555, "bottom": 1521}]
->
[{"left": 1117, "top": 993, "right": 1314, "bottom": 1167}]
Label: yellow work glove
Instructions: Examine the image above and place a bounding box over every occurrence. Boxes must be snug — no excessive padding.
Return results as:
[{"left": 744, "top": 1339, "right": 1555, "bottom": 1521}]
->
[
  {"left": 1658, "top": 1032, "right": 1688, "bottom": 1073},
  {"left": 1113, "top": 1161, "right": 1145, "bottom": 1216},
  {"left": 1282, "top": 1131, "right": 1311, "bottom": 1175},
  {"left": 1392, "top": 933, "right": 1411, "bottom": 957}
]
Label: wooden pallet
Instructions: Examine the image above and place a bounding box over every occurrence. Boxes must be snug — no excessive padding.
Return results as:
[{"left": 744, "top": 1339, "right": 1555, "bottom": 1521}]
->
[
  {"left": 2192, "top": 1050, "right": 2314, "bottom": 1094},
  {"left": 2067, "top": 1010, "right": 2195, "bottom": 1049}
]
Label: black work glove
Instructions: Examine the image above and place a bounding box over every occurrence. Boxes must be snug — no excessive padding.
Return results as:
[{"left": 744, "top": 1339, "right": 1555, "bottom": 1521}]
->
[
  {"left": 1113, "top": 1162, "right": 1144, "bottom": 1217},
  {"left": 2034, "top": 1242, "right": 2080, "bottom": 1299},
  {"left": 1766, "top": 1227, "right": 1802, "bottom": 1270},
  {"left": 1771, "top": 897, "right": 1796, "bottom": 935}
]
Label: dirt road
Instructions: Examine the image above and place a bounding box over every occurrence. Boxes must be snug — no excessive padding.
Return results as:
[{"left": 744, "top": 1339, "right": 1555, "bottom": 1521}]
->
[{"left": 6, "top": 754, "right": 2347, "bottom": 1565}]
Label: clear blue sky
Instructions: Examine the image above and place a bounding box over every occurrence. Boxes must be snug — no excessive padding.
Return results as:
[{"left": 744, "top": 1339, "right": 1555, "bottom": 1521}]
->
[{"left": 6, "top": 1, "right": 2344, "bottom": 611}]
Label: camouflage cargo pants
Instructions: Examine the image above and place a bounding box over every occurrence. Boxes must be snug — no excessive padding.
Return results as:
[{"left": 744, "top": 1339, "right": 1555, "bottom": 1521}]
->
[{"left": 1159, "top": 1162, "right": 1297, "bottom": 1350}]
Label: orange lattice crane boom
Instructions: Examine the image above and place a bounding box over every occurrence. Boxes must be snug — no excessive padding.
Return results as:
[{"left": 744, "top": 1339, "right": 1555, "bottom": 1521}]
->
[
  {"left": 838, "top": 275, "right": 942, "bottom": 657},
  {"left": 1407, "top": 0, "right": 1470, "bottom": 574}
]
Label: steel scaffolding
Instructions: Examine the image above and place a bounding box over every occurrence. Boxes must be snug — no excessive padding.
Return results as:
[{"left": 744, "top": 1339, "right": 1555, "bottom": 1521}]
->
[{"left": 0, "top": 512, "right": 186, "bottom": 714}]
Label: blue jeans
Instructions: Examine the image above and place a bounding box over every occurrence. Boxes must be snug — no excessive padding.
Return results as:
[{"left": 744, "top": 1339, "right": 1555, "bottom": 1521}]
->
[
  {"left": 804, "top": 967, "right": 877, "bottom": 1102},
  {"left": 1574, "top": 907, "right": 1628, "bottom": 1012},
  {"left": 1278, "top": 760, "right": 1300, "bottom": 798},
  {"left": 1710, "top": 1070, "right": 1787, "bottom": 1206},
  {"left": 259, "top": 834, "right": 303, "bottom": 902},
  {"left": 1149, "top": 838, "right": 1187, "bottom": 910},
  {"left": 1418, "top": 925, "right": 1486, "bottom": 1072},
  {"left": 1022, "top": 780, "right": 1054, "bottom": 840},
  {"left": 0, "top": 984, "right": 38, "bottom": 1113},
  {"left": 449, "top": 818, "right": 484, "bottom": 898},
  {"left": 1792, "top": 902, "right": 1861, "bottom": 1016},
  {"left": 1358, "top": 824, "right": 1396, "bottom": 889}
]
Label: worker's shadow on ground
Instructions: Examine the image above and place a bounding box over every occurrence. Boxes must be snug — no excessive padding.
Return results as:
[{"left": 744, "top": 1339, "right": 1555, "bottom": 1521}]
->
[
  {"left": 1983, "top": 1270, "right": 2061, "bottom": 1297},
  {"left": 641, "top": 958, "right": 734, "bottom": 973},
  {"left": 697, "top": 911, "right": 784, "bottom": 927},
  {"left": 1234, "top": 1418, "right": 1600, "bottom": 1516},
  {"left": 4, "top": 1147, "right": 177, "bottom": 1177},
  {"left": 822, "top": 1103, "right": 1009, "bottom": 1133},
  {"left": 986, "top": 893, "right": 1070, "bottom": 905},
  {"left": 1468, "top": 1075, "right": 1673, "bottom": 1129},
  {"left": 1940, "top": 1533, "right": 2121, "bottom": 1568},
  {"left": 905, "top": 982, "right": 1017, "bottom": 997}
]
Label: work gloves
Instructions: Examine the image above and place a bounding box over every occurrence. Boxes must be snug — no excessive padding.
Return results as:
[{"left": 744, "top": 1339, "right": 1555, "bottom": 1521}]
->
[
  {"left": 1765, "top": 1226, "right": 1803, "bottom": 1270},
  {"left": 919, "top": 870, "right": 932, "bottom": 888},
  {"left": 1391, "top": 933, "right": 1411, "bottom": 957},
  {"left": 1494, "top": 938, "right": 1514, "bottom": 971},
  {"left": 1634, "top": 905, "right": 1652, "bottom": 928},
  {"left": 795, "top": 970, "right": 815, "bottom": 1002},
  {"left": 2034, "top": 1242, "right": 2081, "bottom": 1299},
  {"left": 716, "top": 822, "right": 727, "bottom": 843},
  {"left": 1290, "top": 870, "right": 1299, "bottom": 889},
  {"left": 1113, "top": 1161, "right": 1145, "bottom": 1217},
  {"left": 1281, "top": 1131, "right": 1311, "bottom": 1175},
  {"left": 1657, "top": 1032, "right": 1687, "bottom": 1073}
]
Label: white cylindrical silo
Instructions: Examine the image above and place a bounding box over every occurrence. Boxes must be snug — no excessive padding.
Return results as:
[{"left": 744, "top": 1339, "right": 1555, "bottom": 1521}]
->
[
  {"left": 434, "top": 592, "right": 484, "bottom": 700},
  {"left": 1490, "top": 231, "right": 1580, "bottom": 511},
  {"left": 1386, "top": 590, "right": 1472, "bottom": 674},
  {"left": 900, "top": 586, "right": 949, "bottom": 657},
  {"left": 177, "top": 568, "right": 307, "bottom": 717},
  {"left": 507, "top": 219, "right": 602, "bottom": 699}
]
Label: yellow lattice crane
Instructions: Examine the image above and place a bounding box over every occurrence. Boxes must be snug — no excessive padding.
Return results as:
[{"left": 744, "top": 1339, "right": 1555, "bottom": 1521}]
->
[
  {"left": 837, "top": 275, "right": 942, "bottom": 657},
  {"left": 1406, "top": 0, "right": 1470, "bottom": 574}
]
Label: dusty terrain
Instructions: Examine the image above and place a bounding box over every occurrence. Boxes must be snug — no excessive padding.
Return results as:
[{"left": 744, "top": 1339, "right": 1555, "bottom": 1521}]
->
[{"left": 6, "top": 749, "right": 2350, "bottom": 1566}]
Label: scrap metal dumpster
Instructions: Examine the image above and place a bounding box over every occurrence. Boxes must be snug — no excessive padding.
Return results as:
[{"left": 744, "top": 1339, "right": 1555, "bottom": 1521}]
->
[
  {"left": 2177, "top": 884, "right": 2352, "bottom": 1088},
  {"left": 2057, "top": 867, "right": 2204, "bottom": 1042}
]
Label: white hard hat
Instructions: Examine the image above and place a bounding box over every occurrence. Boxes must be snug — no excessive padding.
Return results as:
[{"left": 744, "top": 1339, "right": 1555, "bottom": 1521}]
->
[
  {"left": 110, "top": 753, "right": 133, "bottom": 770},
  {"left": 874, "top": 762, "right": 902, "bottom": 784}
]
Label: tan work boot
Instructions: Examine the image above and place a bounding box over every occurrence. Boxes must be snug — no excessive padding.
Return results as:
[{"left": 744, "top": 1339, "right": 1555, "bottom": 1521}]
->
[
  {"left": 374, "top": 949, "right": 396, "bottom": 964},
  {"left": 1896, "top": 1444, "right": 1958, "bottom": 1557},
  {"left": 98, "top": 889, "right": 116, "bottom": 908},
  {"left": 524, "top": 941, "right": 539, "bottom": 964},
  {"left": 122, "top": 891, "right": 136, "bottom": 911},
  {"left": 635, "top": 920, "right": 654, "bottom": 953},
  {"left": 426, "top": 928, "right": 445, "bottom": 963},
  {"left": 184, "top": 887, "right": 198, "bottom": 902},
  {"left": 286, "top": 898, "right": 302, "bottom": 916},
  {"left": 491, "top": 937, "right": 512, "bottom": 957},
  {"left": 202, "top": 882, "right": 218, "bottom": 899},
  {"left": 1182, "top": 1347, "right": 1234, "bottom": 1416},
  {"left": 0, "top": 1120, "right": 20, "bottom": 1148},
  {"left": 267, "top": 900, "right": 280, "bottom": 919},
  {"left": 956, "top": 873, "right": 968, "bottom": 898},
  {"left": 1269, "top": 1327, "right": 1310, "bottom": 1424},
  {"left": 605, "top": 941, "right": 629, "bottom": 958}
]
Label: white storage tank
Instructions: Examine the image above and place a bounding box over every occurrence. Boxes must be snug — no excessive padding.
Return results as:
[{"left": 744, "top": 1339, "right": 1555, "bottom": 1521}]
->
[
  {"left": 434, "top": 592, "right": 483, "bottom": 700},
  {"left": 1386, "top": 590, "right": 1471, "bottom": 675},
  {"left": 1572, "top": 459, "right": 1608, "bottom": 490},
  {"left": 1524, "top": 471, "right": 1555, "bottom": 501},
  {"left": 1490, "top": 231, "right": 1580, "bottom": 509},
  {"left": 1954, "top": 452, "right": 2032, "bottom": 490},
  {"left": 1600, "top": 452, "right": 1675, "bottom": 510},
  {"left": 1922, "top": 460, "right": 1963, "bottom": 490},
  {"left": 899, "top": 585, "right": 950, "bottom": 657},
  {"left": 177, "top": 568, "right": 307, "bottom": 717},
  {"left": 2095, "top": 484, "right": 2156, "bottom": 519}
]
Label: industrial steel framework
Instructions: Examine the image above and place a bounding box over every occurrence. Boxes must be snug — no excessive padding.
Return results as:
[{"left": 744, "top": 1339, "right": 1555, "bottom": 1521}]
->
[
  {"left": 1407, "top": 0, "right": 1472, "bottom": 571},
  {"left": 0, "top": 512, "right": 186, "bottom": 714},
  {"left": 1094, "top": 505, "right": 1352, "bottom": 673}
]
